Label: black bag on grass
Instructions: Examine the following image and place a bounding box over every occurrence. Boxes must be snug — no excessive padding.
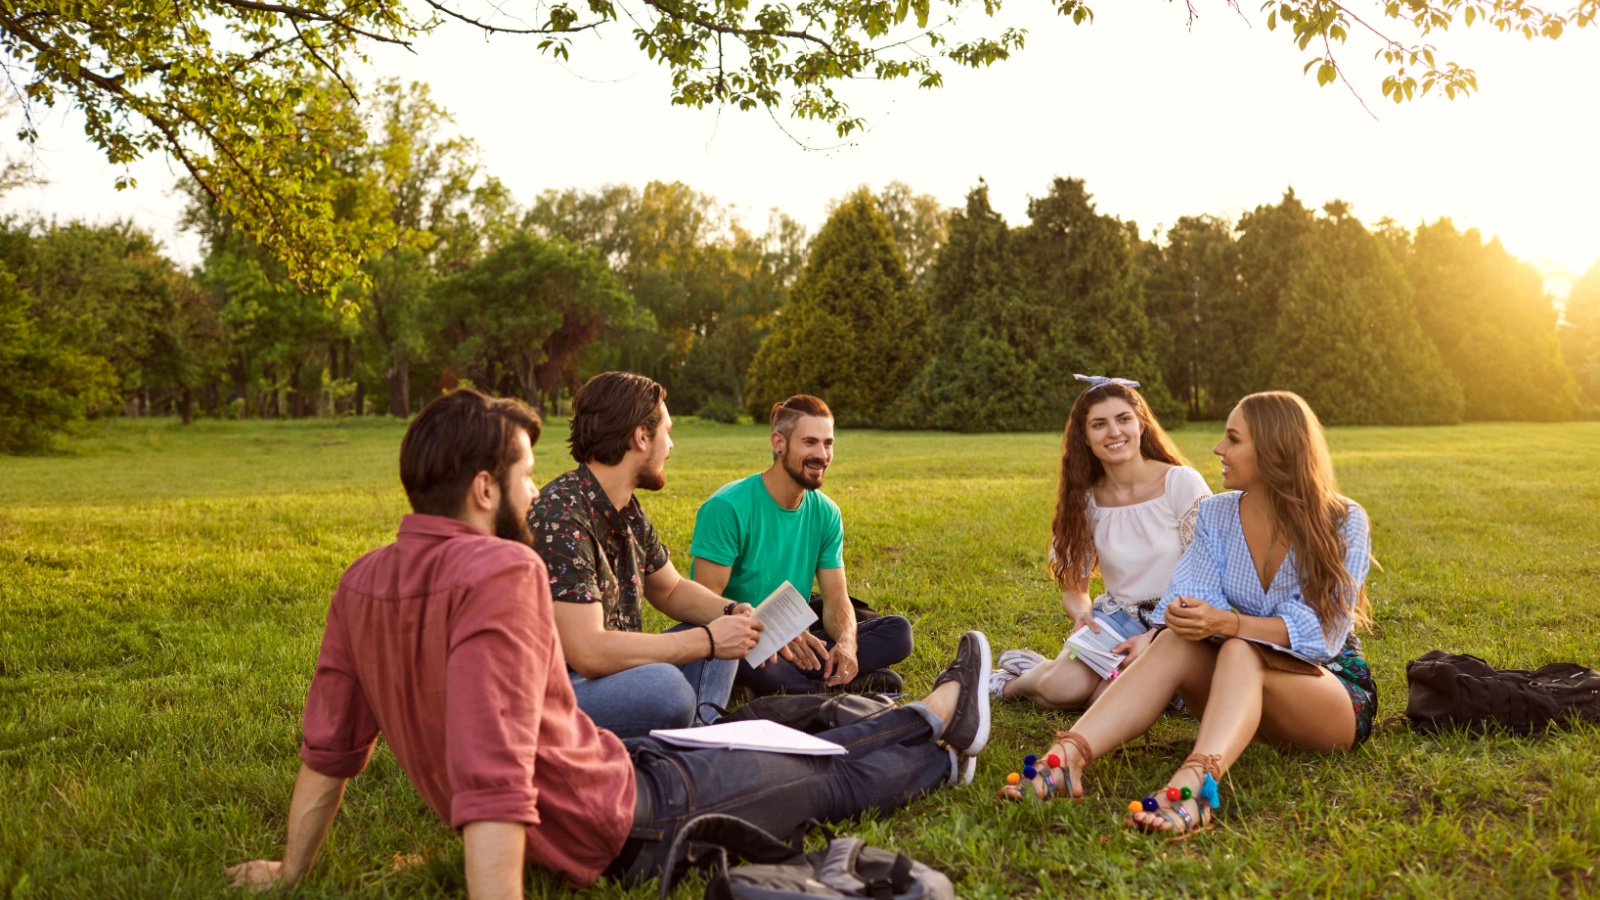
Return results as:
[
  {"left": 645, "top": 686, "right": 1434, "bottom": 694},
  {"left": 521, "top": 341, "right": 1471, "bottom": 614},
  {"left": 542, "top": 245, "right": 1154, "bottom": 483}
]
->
[
  {"left": 1404, "top": 651, "right": 1600, "bottom": 735},
  {"left": 657, "top": 814, "right": 954, "bottom": 900},
  {"left": 703, "top": 693, "right": 896, "bottom": 733}
]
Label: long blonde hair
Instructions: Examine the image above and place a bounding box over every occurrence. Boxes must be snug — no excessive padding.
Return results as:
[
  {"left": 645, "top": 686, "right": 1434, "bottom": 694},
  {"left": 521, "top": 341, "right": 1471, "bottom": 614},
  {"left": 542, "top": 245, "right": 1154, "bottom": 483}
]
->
[
  {"left": 1048, "top": 383, "right": 1188, "bottom": 589},
  {"left": 1237, "top": 391, "right": 1371, "bottom": 636}
]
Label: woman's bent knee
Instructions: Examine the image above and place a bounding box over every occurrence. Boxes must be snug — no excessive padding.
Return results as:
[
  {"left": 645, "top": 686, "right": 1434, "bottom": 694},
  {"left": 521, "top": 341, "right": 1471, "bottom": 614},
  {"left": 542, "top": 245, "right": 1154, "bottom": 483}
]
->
[{"left": 1214, "top": 637, "right": 1265, "bottom": 668}]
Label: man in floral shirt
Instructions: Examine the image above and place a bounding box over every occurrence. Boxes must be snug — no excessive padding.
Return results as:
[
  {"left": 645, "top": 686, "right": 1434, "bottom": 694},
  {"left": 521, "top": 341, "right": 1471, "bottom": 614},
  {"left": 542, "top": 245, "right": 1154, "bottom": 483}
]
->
[{"left": 527, "top": 371, "right": 764, "bottom": 737}]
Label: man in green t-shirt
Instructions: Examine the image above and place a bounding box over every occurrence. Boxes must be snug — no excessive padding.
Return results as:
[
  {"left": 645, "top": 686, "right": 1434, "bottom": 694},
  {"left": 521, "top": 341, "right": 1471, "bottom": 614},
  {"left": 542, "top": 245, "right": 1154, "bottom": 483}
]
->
[{"left": 690, "top": 395, "right": 913, "bottom": 696}]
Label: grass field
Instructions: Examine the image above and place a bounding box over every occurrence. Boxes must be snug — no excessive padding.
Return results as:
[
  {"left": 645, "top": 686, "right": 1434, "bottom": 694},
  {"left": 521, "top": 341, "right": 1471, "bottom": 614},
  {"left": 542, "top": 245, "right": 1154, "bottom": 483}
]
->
[{"left": 2, "top": 416, "right": 1598, "bottom": 898}]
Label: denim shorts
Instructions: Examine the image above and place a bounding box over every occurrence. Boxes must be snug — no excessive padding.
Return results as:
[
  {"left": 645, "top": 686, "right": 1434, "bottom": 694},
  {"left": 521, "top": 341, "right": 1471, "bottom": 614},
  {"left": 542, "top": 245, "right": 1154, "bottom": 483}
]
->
[{"left": 1091, "top": 598, "right": 1154, "bottom": 639}]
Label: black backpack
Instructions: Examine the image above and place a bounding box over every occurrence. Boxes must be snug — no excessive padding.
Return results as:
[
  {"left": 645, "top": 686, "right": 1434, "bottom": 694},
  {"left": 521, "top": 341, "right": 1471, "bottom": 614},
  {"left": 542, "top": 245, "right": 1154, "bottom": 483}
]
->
[
  {"left": 1404, "top": 651, "right": 1600, "bottom": 735},
  {"left": 704, "top": 692, "right": 897, "bottom": 733},
  {"left": 657, "top": 814, "right": 955, "bottom": 900}
]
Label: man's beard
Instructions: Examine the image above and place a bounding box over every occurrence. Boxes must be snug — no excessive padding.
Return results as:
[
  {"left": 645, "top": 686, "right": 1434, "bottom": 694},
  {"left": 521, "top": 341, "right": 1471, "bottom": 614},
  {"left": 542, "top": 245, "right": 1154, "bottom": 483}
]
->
[
  {"left": 495, "top": 493, "right": 535, "bottom": 544},
  {"left": 782, "top": 450, "right": 825, "bottom": 491},
  {"left": 636, "top": 465, "right": 667, "bottom": 492}
]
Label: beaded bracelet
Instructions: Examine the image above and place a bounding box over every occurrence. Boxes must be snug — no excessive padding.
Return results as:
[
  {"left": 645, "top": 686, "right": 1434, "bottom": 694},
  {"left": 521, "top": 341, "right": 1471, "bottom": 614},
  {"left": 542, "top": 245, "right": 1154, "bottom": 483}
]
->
[{"left": 699, "top": 623, "right": 716, "bottom": 660}]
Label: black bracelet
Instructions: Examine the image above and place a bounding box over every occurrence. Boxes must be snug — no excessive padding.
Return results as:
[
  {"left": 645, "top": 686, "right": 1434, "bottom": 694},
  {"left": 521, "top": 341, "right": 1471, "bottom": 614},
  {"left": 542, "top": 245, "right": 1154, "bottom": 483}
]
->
[
  {"left": 723, "top": 601, "right": 737, "bottom": 616},
  {"left": 699, "top": 623, "right": 715, "bottom": 660}
]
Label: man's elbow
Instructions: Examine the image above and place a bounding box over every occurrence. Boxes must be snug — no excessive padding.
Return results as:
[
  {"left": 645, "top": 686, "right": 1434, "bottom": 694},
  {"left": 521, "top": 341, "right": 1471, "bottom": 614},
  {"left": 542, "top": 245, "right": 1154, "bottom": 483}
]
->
[{"left": 565, "top": 654, "right": 612, "bottom": 680}]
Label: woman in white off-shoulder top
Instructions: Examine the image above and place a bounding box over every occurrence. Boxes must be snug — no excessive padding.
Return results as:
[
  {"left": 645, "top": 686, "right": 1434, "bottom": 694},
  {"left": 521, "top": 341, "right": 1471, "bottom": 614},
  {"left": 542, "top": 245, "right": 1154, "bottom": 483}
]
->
[{"left": 991, "top": 377, "right": 1211, "bottom": 709}]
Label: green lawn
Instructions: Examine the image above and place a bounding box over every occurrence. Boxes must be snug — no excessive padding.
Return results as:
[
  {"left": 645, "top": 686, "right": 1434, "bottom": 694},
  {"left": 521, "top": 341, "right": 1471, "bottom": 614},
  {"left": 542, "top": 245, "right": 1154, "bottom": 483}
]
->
[{"left": 2, "top": 417, "right": 1598, "bottom": 898}]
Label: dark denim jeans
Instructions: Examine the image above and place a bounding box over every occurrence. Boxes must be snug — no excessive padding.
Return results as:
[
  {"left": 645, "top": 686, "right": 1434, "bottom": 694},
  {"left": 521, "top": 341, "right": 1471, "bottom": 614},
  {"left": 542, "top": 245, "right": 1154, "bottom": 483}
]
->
[
  {"left": 737, "top": 614, "right": 914, "bottom": 696},
  {"left": 607, "top": 704, "right": 949, "bottom": 883}
]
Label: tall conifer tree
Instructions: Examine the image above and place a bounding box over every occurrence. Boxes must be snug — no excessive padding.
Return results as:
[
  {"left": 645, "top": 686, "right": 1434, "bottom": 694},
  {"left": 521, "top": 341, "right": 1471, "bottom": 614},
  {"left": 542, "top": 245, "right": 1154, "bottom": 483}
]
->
[
  {"left": 745, "top": 189, "right": 922, "bottom": 425},
  {"left": 1243, "top": 198, "right": 1462, "bottom": 425},
  {"left": 1405, "top": 220, "right": 1576, "bottom": 420},
  {"left": 1144, "top": 215, "right": 1243, "bottom": 420},
  {"left": 891, "top": 184, "right": 1078, "bottom": 431},
  {"left": 1016, "top": 178, "right": 1180, "bottom": 424}
]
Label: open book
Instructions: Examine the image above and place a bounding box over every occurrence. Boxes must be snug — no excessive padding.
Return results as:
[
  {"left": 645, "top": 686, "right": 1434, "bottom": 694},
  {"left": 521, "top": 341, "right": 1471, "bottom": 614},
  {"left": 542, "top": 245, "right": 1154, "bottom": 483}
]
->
[
  {"left": 747, "top": 580, "right": 819, "bottom": 665},
  {"left": 1065, "top": 616, "right": 1129, "bottom": 680},
  {"left": 649, "top": 719, "right": 847, "bottom": 756}
]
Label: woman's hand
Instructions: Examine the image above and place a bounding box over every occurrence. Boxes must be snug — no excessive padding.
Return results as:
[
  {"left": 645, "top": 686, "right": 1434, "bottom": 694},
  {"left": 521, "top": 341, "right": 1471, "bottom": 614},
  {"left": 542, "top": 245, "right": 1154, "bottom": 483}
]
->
[
  {"left": 1072, "top": 608, "right": 1100, "bottom": 635},
  {"left": 1110, "top": 628, "right": 1156, "bottom": 666},
  {"left": 1062, "top": 586, "right": 1097, "bottom": 634},
  {"left": 1163, "top": 597, "right": 1231, "bottom": 641}
]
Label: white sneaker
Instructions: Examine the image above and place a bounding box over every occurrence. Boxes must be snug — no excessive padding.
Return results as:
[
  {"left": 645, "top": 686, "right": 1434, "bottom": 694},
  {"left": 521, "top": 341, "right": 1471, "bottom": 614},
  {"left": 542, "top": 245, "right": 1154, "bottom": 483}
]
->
[
  {"left": 988, "top": 667, "right": 1017, "bottom": 700},
  {"left": 998, "top": 648, "right": 1046, "bottom": 675}
]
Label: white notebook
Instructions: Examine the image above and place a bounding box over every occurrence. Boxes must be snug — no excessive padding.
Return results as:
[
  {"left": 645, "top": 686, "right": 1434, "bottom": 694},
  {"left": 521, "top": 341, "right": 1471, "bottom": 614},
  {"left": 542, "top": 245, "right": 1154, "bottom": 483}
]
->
[
  {"left": 1065, "top": 616, "right": 1129, "bottom": 680},
  {"left": 649, "top": 719, "right": 848, "bottom": 756}
]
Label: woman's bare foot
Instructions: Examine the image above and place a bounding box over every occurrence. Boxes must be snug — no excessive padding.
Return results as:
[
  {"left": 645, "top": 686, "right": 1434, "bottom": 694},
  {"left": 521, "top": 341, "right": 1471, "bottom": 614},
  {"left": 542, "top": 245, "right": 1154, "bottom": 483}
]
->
[
  {"left": 996, "top": 731, "right": 1092, "bottom": 801},
  {"left": 1125, "top": 752, "right": 1219, "bottom": 836}
]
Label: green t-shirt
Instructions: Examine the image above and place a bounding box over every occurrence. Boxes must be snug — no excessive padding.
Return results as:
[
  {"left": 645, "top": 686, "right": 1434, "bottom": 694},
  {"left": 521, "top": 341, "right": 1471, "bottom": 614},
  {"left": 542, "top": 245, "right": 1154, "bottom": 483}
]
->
[{"left": 690, "top": 473, "right": 844, "bottom": 606}]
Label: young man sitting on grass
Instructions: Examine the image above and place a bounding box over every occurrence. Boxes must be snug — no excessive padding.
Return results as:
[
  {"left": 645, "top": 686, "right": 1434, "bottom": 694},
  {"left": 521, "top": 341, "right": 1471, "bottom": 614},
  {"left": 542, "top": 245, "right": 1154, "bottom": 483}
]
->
[
  {"left": 225, "top": 387, "right": 993, "bottom": 896},
  {"left": 691, "top": 394, "right": 913, "bottom": 696},
  {"left": 526, "top": 371, "right": 763, "bottom": 737}
]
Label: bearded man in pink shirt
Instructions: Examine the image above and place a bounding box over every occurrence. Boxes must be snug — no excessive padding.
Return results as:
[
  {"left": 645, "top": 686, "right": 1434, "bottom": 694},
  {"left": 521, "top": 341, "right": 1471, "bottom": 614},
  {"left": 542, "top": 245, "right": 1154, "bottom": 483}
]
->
[{"left": 226, "top": 387, "right": 993, "bottom": 897}]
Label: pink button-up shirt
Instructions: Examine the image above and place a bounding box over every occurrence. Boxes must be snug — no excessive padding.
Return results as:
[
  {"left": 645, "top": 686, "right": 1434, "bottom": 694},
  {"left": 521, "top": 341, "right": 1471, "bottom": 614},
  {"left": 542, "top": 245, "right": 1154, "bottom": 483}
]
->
[{"left": 299, "top": 514, "right": 634, "bottom": 887}]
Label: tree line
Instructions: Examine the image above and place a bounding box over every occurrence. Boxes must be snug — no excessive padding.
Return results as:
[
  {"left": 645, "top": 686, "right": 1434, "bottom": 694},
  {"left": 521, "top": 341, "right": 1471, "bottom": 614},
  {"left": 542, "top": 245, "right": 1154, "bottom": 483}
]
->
[
  {"left": 3, "top": 82, "right": 1597, "bottom": 453},
  {"left": 745, "top": 182, "right": 1595, "bottom": 431}
]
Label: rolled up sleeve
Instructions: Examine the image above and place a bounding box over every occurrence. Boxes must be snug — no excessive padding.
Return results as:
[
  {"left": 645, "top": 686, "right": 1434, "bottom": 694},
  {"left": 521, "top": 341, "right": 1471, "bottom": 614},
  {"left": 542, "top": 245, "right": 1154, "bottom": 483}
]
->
[
  {"left": 1276, "top": 503, "right": 1370, "bottom": 663},
  {"left": 445, "top": 560, "right": 550, "bottom": 829},
  {"left": 299, "top": 603, "right": 379, "bottom": 778},
  {"left": 1154, "top": 505, "right": 1232, "bottom": 624}
]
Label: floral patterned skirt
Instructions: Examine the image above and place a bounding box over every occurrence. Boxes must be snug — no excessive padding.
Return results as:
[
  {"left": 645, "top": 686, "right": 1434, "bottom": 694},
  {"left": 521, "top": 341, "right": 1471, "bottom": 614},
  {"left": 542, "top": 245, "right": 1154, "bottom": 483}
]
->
[{"left": 1323, "top": 636, "right": 1378, "bottom": 748}]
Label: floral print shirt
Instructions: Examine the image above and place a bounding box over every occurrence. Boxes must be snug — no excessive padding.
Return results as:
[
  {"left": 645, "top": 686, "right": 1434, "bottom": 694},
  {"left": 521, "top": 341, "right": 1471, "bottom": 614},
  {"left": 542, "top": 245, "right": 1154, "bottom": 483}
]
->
[{"left": 526, "top": 464, "right": 670, "bottom": 633}]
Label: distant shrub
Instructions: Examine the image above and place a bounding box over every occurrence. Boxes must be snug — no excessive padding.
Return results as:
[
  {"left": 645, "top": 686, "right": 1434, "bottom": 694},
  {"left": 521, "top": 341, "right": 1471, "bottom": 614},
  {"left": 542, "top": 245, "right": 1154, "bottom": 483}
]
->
[
  {"left": 0, "top": 270, "right": 119, "bottom": 453},
  {"left": 695, "top": 395, "right": 742, "bottom": 424}
]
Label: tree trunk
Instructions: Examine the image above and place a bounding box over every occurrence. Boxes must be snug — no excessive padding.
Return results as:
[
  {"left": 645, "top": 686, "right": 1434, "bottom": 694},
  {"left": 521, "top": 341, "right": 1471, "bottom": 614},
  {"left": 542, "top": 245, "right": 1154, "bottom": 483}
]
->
[
  {"left": 180, "top": 386, "right": 194, "bottom": 425},
  {"left": 291, "top": 361, "right": 306, "bottom": 418},
  {"left": 339, "top": 340, "right": 355, "bottom": 416},
  {"left": 386, "top": 357, "right": 410, "bottom": 417},
  {"left": 520, "top": 358, "right": 543, "bottom": 415}
]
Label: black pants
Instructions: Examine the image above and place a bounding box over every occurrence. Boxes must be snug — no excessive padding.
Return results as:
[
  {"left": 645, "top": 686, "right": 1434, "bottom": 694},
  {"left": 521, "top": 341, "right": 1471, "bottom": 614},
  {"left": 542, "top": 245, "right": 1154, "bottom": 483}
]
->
[
  {"left": 735, "top": 614, "right": 913, "bottom": 696},
  {"left": 605, "top": 704, "right": 948, "bottom": 884}
]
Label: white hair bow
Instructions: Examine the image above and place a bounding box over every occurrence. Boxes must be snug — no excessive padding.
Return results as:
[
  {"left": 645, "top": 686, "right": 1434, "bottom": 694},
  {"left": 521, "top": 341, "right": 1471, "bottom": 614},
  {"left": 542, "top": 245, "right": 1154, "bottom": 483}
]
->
[{"left": 1073, "top": 374, "right": 1141, "bottom": 390}]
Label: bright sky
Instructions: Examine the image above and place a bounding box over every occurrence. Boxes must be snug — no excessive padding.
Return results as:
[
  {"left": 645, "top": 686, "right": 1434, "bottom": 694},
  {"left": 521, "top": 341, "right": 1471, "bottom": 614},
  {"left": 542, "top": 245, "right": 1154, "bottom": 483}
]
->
[{"left": 8, "top": 2, "right": 1598, "bottom": 297}]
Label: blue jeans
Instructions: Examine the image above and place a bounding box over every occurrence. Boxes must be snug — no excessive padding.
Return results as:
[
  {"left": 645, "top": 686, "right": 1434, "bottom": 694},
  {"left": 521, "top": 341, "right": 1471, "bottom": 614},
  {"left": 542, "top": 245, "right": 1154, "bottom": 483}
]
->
[
  {"left": 570, "top": 625, "right": 738, "bottom": 738},
  {"left": 607, "top": 704, "right": 950, "bottom": 883},
  {"left": 737, "top": 614, "right": 914, "bottom": 696}
]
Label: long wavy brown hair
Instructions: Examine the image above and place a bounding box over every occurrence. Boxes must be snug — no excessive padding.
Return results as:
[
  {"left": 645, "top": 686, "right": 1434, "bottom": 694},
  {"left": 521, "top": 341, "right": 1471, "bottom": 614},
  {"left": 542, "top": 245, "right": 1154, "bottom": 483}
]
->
[
  {"left": 1236, "top": 391, "right": 1371, "bottom": 637},
  {"left": 1048, "top": 383, "right": 1188, "bottom": 589}
]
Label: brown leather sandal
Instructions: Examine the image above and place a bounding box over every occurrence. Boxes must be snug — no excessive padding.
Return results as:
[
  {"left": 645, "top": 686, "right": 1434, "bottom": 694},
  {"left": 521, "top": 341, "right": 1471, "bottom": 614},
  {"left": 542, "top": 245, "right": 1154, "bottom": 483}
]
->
[
  {"left": 1123, "top": 751, "right": 1222, "bottom": 840},
  {"left": 995, "top": 730, "right": 1095, "bottom": 802}
]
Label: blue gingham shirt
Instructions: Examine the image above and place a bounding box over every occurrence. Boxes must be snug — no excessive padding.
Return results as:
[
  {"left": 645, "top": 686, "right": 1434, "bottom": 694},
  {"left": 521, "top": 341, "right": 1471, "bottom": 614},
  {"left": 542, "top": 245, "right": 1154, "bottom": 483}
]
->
[{"left": 1154, "top": 492, "right": 1370, "bottom": 664}]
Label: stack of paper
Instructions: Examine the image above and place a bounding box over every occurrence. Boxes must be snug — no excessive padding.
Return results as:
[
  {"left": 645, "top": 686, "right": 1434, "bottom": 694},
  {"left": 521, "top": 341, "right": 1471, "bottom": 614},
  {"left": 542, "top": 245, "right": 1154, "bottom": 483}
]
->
[
  {"left": 649, "top": 720, "right": 848, "bottom": 756},
  {"left": 1065, "top": 617, "right": 1128, "bottom": 680}
]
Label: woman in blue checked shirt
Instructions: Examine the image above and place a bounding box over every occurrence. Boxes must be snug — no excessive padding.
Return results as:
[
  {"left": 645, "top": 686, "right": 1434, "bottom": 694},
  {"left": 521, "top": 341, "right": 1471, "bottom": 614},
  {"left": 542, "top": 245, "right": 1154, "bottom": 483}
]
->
[{"left": 1002, "top": 391, "right": 1376, "bottom": 837}]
